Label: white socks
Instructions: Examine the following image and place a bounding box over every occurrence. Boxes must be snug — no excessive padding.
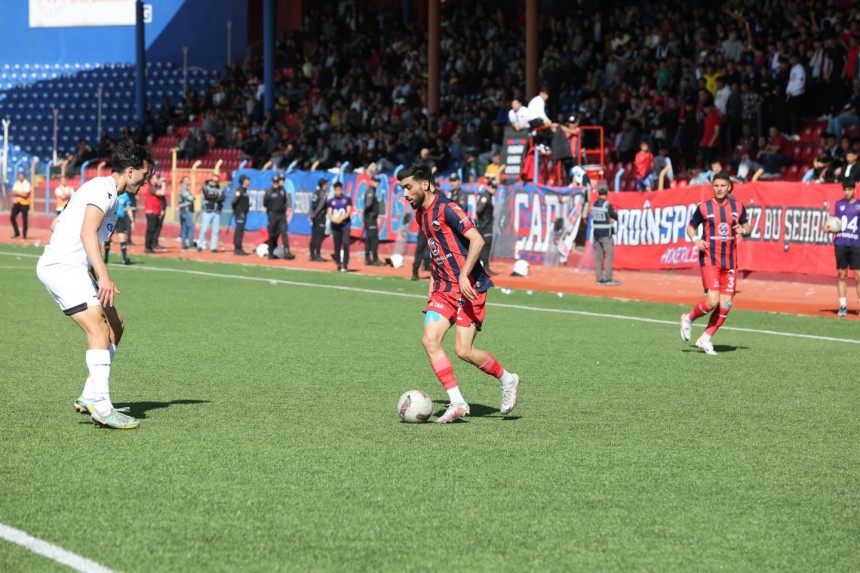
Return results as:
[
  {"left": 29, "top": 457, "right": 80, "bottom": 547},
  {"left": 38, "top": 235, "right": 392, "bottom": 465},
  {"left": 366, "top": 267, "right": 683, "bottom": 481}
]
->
[
  {"left": 82, "top": 343, "right": 117, "bottom": 402},
  {"left": 839, "top": 297, "right": 847, "bottom": 308},
  {"left": 499, "top": 369, "right": 515, "bottom": 387},
  {"left": 447, "top": 386, "right": 465, "bottom": 404},
  {"left": 86, "top": 349, "right": 113, "bottom": 416}
]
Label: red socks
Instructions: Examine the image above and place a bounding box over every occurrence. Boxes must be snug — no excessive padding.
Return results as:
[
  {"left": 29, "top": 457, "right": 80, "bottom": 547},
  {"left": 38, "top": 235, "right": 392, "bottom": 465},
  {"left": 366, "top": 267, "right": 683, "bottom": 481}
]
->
[
  {"left": 431, "top": 356, "right": 457, "bottom": 390},
  {"left": 478, "top": 355, "right": 504, "bottom": 379},
  {"left": 688, "top": 300, "right": 710, "bottom": 321},
  {"left": 704, "top": 303, "right": 731, "bottom": 336}
]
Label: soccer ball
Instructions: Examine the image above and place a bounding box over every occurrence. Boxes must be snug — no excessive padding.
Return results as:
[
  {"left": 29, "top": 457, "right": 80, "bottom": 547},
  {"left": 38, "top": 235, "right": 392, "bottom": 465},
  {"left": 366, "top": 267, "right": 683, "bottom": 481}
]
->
[
  {"left": 255, "top": 244, "right": 269, "bottom": 257},
  {"left": 824, "top": 216, "right": 842, "bottom": 233},
  {"left": 397, "top": 389, "right": 433, "bottom": 423},
  {"left": 389, "top": 253, "right": 404, "bottom": 268}
]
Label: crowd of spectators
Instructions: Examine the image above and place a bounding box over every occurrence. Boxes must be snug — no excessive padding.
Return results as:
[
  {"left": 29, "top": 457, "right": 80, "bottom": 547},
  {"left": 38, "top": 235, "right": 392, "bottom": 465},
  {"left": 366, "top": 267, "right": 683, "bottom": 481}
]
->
[{"left": 92, "top": 0, "right": 860, "bottom": 186}]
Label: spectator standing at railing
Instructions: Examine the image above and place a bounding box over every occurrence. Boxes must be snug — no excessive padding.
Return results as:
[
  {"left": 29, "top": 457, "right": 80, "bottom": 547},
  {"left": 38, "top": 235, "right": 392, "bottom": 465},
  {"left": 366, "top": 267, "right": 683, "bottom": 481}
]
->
[
  {"left": 143, "top": 179, "right": 162, "bottom": 254},
  {"left": 634, "top": 141, "right": 655, "bottom": 192},
  {"left": 363, "top": 174, "right": 382, "bottom": 266},
  {"left": 508, "top": 99, "right": 530, "bottom": 131},
  {"left": 54, "top": 176, "right": 74, "bottom": 215},
  {"left": 178, "top": 176, "right": 195, "bottom": 250},
  {"left": 10, "top": 171, "right": 31, "bottom": 240},
  {"left": 197, "top": 176, "right": 225, "bottom": 253},
  {"left": 150, "top": 173, "right": 168, "bottom": 250},
  {"left": 785, "top": 52, "right": 807, "bottom": 136},
  {"left": 231, "top": 175, "right": 251, "bottom": 256},
  {"left": 591, "top": 184, "right": 619, "bottom": 286}
]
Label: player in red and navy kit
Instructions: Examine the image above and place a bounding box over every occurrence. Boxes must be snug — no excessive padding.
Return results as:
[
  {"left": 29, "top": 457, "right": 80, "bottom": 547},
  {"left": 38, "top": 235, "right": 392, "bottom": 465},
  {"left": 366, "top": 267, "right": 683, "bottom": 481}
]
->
[
  {"left": 822, "top": 179, "right": 860, "bottom": 316},
  {"left": 679, "top": 171, "right": 751, "bottom": 355},
  {"left": 397, "top": 162, "right": 519, "bottom": 423}
]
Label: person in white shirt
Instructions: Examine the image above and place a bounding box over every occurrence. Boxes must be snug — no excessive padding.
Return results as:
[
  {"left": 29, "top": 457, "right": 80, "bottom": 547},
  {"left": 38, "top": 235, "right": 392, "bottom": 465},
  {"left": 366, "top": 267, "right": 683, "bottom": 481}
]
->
[
  {"left": 526, "top": 89, "right": 552, "bottom": 128},
  {"left": 54, "top": 176, "right": 75, "bottom": 215},
  {"left": 508, "top": 99, "right": 530, "bottom": 131},
  {"left": 785, "top": 52, "right": 806, "bottom": 135},
  {"left": 36, "top": 139, "right": 155, "bottom": 429},
  {"left": 10, "top": 171, "right": 31, "bottom": 239}
]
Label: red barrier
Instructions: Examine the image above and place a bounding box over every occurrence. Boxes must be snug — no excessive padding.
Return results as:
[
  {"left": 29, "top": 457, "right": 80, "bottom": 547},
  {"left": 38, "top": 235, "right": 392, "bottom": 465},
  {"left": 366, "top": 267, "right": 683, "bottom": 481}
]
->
[{"left": 609, "top": 182, "right": 842, "bottom": 276}]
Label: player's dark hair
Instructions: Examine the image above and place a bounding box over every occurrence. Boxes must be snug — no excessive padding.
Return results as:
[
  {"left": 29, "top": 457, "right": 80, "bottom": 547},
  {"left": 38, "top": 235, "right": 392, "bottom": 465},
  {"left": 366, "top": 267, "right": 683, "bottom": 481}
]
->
[
  {"left": 111, "top": 139, "right": 154, "bottom": 173},
  {"left": 397, "top": 162, "right": 433, "bottom": 184},
  {"left": 713, "top": 170, "right": 733, "bottom": 193}
]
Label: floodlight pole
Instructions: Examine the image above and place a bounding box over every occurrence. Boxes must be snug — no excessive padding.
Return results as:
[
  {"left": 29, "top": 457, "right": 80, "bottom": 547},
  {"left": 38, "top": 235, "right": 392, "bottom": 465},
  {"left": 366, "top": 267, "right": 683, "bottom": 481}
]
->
[
  {"left": 96, "top": 84, "right": 103, "bottom": 140},
  {"left": 182, "top": 46, "right": 189, "bottom": 96},
  {"left": 52, "top": 108, "right": 59, "bottom": 164},
  {"left": 1, "top": 118, "right": 9, "bottom": 196}
]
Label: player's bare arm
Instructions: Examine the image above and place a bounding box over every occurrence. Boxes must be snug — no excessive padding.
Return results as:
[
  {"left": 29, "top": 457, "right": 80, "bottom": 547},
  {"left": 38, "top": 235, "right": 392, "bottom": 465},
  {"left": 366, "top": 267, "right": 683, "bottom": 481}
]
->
[
  {"left": 80, "top": 204, "right": 119, "bottom": 307},
  {"left": 687, "top": 224, "right": 707, "bottom": 251},
  {"left": 458, "top": 227, "right": 485, "bottom": 302}
]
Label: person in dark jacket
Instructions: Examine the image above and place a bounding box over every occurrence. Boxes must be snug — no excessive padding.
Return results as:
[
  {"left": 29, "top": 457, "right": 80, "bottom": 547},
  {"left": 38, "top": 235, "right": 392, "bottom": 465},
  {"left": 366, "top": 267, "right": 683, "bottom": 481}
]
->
[
  {"left": 263, "top": 174, "right": 296, "bottom": 260},
  {"left": 475, "top": 178, "right": 498, "bottom": 275},
  {"left": 364, "top": 174, "right": 383, "bottom": 266},
  {"left": 308, "top": 178, "right": 329, "bottom": 262},
  {"left": 232, "top": 175, "right": 251, "bottom": 255},
  {"left": 592, "top": 184, "right": 619, "bottom": 285}
]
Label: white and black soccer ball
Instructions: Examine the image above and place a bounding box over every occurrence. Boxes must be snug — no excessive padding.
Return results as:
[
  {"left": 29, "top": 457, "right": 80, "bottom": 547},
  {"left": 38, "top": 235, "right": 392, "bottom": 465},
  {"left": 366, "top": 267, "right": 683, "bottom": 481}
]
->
[
  {"left": 389, "top": 253, "right": 404, "bottom": 268},
  {"left": 824, "top": 216, "right": 842, "bottom": 233},
  {"left": 255, "top": 244, "right": 269, "bottom": 258},
  {"left": 397, "top": 389, "right": 433, "bottom": 423}
]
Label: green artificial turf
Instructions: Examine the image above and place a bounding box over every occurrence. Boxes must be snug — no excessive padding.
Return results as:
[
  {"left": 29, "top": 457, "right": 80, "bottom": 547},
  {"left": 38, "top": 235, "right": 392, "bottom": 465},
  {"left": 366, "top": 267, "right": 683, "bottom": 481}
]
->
[{"left": 0, "top": 245, "right": 857, "bottom": 572}]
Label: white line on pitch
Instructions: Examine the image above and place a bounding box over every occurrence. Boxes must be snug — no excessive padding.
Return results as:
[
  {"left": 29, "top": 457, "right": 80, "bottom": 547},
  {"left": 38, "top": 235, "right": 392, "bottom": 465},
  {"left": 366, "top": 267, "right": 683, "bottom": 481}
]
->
[
  {"left": 0, "top": 523, "right": 117, "bottom": 573},
  {"left": 3, "top": 251, "right": 857, "bottom": 345}
]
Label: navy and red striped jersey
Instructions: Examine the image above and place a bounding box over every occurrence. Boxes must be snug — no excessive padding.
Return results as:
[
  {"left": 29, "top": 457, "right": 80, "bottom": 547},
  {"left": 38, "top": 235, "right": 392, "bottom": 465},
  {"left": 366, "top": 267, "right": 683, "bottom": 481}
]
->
[
  {"left": 416, "top": 194, "right": 493, "bottom": 294},
  {"left": 689, "top": 195, "right": 748, "bottom": 269}
]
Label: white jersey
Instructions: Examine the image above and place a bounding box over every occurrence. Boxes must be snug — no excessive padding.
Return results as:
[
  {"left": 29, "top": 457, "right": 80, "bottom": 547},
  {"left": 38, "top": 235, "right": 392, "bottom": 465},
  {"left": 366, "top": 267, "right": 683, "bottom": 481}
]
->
[{"left": 41, "top": 176, "right": 119, "bottom": 267}]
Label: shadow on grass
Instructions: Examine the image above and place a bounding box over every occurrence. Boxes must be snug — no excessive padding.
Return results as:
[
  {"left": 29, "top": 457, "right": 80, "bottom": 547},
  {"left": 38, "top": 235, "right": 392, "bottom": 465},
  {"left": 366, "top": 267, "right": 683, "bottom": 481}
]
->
[
  {"left": 431, "top": 400, "right": 520, "bottom": 421},
  {"left": 683, "top": 345, "right": 747, "bottom": 354},
  {"left": 117, "top": 399, "right": 211, "bottom": 419}
]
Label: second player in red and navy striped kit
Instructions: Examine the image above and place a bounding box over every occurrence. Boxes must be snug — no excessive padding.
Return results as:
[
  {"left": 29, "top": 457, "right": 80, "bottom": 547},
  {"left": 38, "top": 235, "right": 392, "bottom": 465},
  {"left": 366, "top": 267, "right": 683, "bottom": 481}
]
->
[
  {"left": 679, "top": 171, "right": 751, "bottom": 355},
  {"left": 398, "top": 163, "right": 519, "bottom": 423}
]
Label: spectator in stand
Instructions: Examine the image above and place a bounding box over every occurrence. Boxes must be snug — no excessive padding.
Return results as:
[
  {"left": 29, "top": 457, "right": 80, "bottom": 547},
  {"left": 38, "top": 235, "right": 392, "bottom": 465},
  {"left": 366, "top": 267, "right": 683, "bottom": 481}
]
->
[
  {"left": 653, "top": 147, "right": 674, "bottom": 189},
  {"left": 634, "top": 141, "right": 655, "bottom": 191},
  {"left": 150, "top": 173, "right": 168, "bottom": 249},
  {"left": 508, "top": 99, "right": 530, "bottom": 131},
  {"left": 785, "top": 52, "right": 807, "bottom": 136},
  {"left": 836, "top": 147, "right": 858, "bottom": 186},
  {"left": 54, "top": 176, "right": 74, "bottom": 215},
  {"left": 757, "top": 126, "right": 793, "bottom": 176},
  {"left": 700, "top": 102, "right": 722, "bottom": 168},
  {"left": 827, "top": 79, "right": 860, "bottom": 139}
]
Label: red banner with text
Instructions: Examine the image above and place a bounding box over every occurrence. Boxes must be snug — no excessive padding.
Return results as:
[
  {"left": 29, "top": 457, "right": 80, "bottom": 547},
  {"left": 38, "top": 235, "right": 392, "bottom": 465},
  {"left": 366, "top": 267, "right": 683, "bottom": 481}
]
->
[{"left": 607, "top": 182, "right": 842, "bottom": 276}]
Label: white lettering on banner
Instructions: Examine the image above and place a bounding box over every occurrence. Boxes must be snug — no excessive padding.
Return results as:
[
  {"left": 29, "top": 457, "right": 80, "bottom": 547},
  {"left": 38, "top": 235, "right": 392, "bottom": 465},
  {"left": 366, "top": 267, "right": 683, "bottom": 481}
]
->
[
  {"left": 248, "top": 189, "right": 266, "bottom": 212},
  {"left": 513, "top": 192, "right": 563, "bottom": 256},
  {"left": 508, "top": 145, "right": 525, "bottom": 154},
  {"left": 294, "top": 191, "right": 311, "bottom": 213},
  {"left": 616, "top": 203, "right": 698, "bottom": 246},
  {"left": 782, "top": 208, "right": 831, "bottom": 251},
  {"left": 660, "top": 246, "right": 700, "bottom": 265}
]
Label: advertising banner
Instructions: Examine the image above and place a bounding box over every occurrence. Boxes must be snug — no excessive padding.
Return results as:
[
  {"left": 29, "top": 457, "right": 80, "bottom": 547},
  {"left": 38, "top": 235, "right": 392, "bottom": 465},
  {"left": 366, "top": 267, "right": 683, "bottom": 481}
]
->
[{"left": 30, "top": 0, "right": 136, "bottom": 28}]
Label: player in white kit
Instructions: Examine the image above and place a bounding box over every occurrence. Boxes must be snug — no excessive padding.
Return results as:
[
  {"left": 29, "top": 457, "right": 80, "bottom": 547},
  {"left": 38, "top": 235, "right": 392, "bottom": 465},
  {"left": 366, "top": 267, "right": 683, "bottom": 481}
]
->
[{"left": 36, "top": 140, "right": 155, "bottom": 429}]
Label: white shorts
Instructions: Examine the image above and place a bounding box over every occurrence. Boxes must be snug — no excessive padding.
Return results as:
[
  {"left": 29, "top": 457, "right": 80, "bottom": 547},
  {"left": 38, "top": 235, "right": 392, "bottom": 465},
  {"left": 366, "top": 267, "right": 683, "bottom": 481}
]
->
[{"left": 36, "top": 259, "right": 100, "bottom": 315}]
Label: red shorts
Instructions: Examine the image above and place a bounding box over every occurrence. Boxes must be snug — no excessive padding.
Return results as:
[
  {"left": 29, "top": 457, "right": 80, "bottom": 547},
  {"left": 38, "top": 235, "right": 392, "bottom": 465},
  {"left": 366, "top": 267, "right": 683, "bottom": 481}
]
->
[
  {"left": 424, "top": 290, "right": 487, "bottom": 330},
  {"left": 700, "top": 266, "right": 737, "bottom": 295}
]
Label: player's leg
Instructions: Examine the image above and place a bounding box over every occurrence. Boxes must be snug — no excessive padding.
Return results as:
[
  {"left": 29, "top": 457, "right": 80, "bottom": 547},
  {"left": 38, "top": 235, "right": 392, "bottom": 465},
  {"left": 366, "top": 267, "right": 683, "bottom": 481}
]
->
[
  {"left": 68, "top": 306, "right": 138, "bottom": 428},
  {"left": 21, "top": 205, "right": 29, "bottom": 238},
  {"left": 453, "top": 295, "right": 519, "bottom": 414},
  {"left": 421, "top": 301, "right": 468, "bottom": 423},
  {"left": 593, "top": 237, "right": 605, "bottom": 282},
  {"left": 209, "top": 212, "right": 220, "bottom": 252},
  {"left": 853, "top": 269, "right": 860, "bottom": 314},
  {"left": 77, "top": 304, "right": 125, "bottom": 412},
  {"left": 332, "top": 228, "right": 344, "bottom": 268},
  {"left": 697, "top": 270, "right": 736, "bottom": 355},
  {"left": 836, "top": 246, "right": 849, "bottom": 315},
  {"left": 681, "top": 267, "right": 719, "bottom": 342},
  {"left": 10, "top": 203, "right": 21, "bottom": 237},
  {"left": 341, "top": 228, "right": 350, "bottom": 269},
  {"left": 117, "top": 231, "right": 129, "bottom": 264}
]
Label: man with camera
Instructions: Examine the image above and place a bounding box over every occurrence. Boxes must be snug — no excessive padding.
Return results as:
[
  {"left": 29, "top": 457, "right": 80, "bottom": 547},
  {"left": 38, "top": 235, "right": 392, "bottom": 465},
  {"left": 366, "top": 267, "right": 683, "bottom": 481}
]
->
[
  {"left": 197, "top": 176, "right": 225, "bottom": 253},
  {"left": 264, "top": 173, "right": 296, "bottom": 260}
]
